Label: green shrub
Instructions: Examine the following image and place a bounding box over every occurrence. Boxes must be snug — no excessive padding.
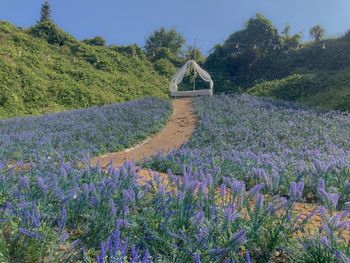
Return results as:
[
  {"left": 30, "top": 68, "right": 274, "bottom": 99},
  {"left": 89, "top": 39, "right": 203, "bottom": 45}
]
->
[
  {"left": 82, "top": 36, "right": 106, "bottom": 46},
  {"left": 248, "top": 73, "right": 326, "bottom": 101},
  {"left": 154, "top": 58, "right": 176, "bottom": 77},
  {"left": 28, "top": 21, "right": 75, "bottom": 46}
]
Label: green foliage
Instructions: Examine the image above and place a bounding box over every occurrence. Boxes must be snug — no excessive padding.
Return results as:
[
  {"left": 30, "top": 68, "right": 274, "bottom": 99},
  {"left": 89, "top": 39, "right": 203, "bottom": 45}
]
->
[
  {"left": 154, "top": 58, "right": 177, "bottom": 78},
  {"left": 309, "top": 25, "right": 326, "bottom": 42},
  {"left": 248, "top": 68, "right": 350, "bottom": 111},
  {"left": 28, "top": 21, "right": 76, "bottom": 46},
  {"left": 39, "top": 1, "right": 51, "bottom": 23},
  {"left": 110, "top": 44, "right": 146, "bottom": 59},
  {"left": 145, "top": 27, "right": 185, "bottom": 63},
  {"left": 0, "top": 21, "right": 168, "bottom": 118},
  {"left": 82, "top": 36, "right": 106, "bottom": 46},
  {"left": 184, "top": 46, "right": 206, "bottom": 65},
  {"left": 205, "top": 14, "right": 350, "bottom": 111},
  {"left": 205, "top": 13, "right": 285, "bottom": 92},
  {"left": 248, "top": 73, "right": 326, "bottom": 101}
]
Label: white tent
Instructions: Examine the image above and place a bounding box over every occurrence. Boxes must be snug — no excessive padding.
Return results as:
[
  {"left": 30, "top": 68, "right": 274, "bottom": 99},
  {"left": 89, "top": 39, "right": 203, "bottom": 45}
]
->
[{"left": 169, "top": 60, "right": 214, "bottom": 97}]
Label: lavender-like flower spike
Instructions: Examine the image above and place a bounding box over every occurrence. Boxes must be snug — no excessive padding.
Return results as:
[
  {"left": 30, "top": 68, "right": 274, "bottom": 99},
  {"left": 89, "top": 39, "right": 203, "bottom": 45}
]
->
[
  {"left": 220, "top": 184, "right": 227, "bottom": 198},
  {"left": 317, "top": 179, "right": 339, "bottom": 210},
  {"left": 58, "top": 206, "right": 67, "bottom": 232},
  {"left": 96, "top": 241, "right": 106, "bottom": 263},
  {"left": 247, "top": 183, "right": 264, "bottom": 198},
  {"left": 254, "top": 194, "right": 264, "bottom": 211},
  {"left": 19, "top": 228, "right": 43, "bottom": 240},
  {"left": 232, "top": 229, "right": 247, "bottom": 248},
  {"left": 18, "top": 176, "right": 30, "bottom": 190},
  {"left": 288, "top": 181, "right": 304, "bottom": 201},
  {"left": 194, "top": 253, "right": 201, "bottom": 263},
  {"left": 246, "top": 250, "right": 251, "bottom": 263},
  {"left": 320, "top": 236, "right": 330, "bottom": 248}
]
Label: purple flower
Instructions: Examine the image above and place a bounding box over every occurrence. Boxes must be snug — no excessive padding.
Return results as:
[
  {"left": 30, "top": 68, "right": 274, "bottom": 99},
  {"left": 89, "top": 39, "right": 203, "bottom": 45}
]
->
[
  {"left": 232, "top": 229, "right": 247, "bottom": 247},
  {"left": 81, "top": 246, "right": 88, "bottom": 263},
  {"left": 288, "top": 181, "right": 304, "bottom": 200},
  {"left": 194, "top": 253, "right": 201, "bottom": 263},
  {"left": 58, "top": 231, "right": 69, "bottom": 243},
  {"left": 246, "top": 250, "right": 251, "bottom": 263},
  {"left": 108, "top": 199, "right": 117, "bottom": 217},
  {"left": 320, "top": 236, "right": 330, "bottom": 247},
  {"left": 96, "top": 241, "right": 106, "bottom": 263},
  {"left": 36, "top": 176, "right": 48, "bottom": 195},
  {"left": 19, "top": 228, "right": 42, "bottom": 240},
  {"left": 220, "top": 184, "right": 227, "bottom": 198},
  {"left": 224, "top": 204, "right": 239, "bottom": 223},
  {"left": 122, "top": 189, "right": 135, "bottom": 203},
  {"left": 254, "top": 194, "right": 264, "bottom": 211},
  {"left": 18, "top": 176, "right": 30, "bottom": 190},
  {"left": 247, "top": 183, "right": 264, "bottom": 198},
  {"left": 58, "top": 206, "right": 67, "bottom": 231}
]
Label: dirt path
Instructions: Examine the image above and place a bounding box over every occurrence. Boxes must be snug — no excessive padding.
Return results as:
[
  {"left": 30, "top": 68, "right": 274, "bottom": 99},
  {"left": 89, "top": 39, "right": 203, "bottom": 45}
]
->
[
  {"left": 91, "top": 97, "right": 335, "bottom": 234},
  {"left": 91, "top": 98, "right": 197, "bottom": 168}
]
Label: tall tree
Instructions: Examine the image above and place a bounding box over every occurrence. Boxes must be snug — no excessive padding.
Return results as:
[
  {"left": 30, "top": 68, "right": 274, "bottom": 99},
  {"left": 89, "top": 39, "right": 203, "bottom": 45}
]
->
[
  {"left": 145, "top": 28, "right": 185, "bottom": 62},
  {"left": 184, "top": 46, "right": 205, "bottom": 64},
  {"left": 309, "top": 25, "right": 325, "bottom": 42},
  {"left": 281, "top": 23, "right": 301, "bottom": 48},
  {"left": 39, "top": 1, "right": 52, "bottom": 23}
]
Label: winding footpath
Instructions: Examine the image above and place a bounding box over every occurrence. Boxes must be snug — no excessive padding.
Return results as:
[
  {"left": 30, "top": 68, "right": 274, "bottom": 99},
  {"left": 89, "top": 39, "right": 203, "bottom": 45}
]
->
[
  {"left": 91, "top": 97, "right": 344, "bottom": 235},
  {"left": 91, "top": 98, "right": 197, "bottom": 168}
]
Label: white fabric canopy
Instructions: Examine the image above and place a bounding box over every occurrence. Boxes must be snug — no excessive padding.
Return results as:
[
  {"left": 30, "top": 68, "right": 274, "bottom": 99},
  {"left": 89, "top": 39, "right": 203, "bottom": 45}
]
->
[{"left": 169, "top": 60, "right": 213, "bottom": 95}]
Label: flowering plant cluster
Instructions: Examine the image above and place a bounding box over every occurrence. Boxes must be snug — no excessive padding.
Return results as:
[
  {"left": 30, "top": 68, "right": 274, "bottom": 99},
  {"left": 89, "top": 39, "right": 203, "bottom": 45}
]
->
[
  {"left": 1, "top": 159, "right": 350, "bottom": 262},
  {"left": 1, "top": 95, "right": 350, "bottom": 262},
  {"left": 0, "top": 97, "right": 171, "bottom": 162},
  {"left": 146, "top": 95, "right": 350, "bottom": 208}
]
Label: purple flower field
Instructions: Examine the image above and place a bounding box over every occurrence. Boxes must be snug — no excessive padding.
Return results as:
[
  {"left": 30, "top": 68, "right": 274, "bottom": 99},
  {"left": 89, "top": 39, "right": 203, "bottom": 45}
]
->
[
  {"left": 0, "top": 97, "right": 171, "bottom": 162},
  {"left": 1, "top": 95, "right": 350, "bottom": 262},
  {"left": 147, "top": 95, "right": 350, "bottom": 208}
]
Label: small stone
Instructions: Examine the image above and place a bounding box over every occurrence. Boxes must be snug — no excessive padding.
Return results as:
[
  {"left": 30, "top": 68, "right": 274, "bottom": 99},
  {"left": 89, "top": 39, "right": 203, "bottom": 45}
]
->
[{"left": 274, "top": 250, "right": 281, "bottom": 257}]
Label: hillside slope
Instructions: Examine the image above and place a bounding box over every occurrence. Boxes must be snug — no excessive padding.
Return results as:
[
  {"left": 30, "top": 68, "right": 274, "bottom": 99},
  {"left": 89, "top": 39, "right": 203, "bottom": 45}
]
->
[
  {"left": 205, "top": 14, "right": 350, "bottom": 111},
  {"left": 0, "top": 21, "right": 168, "bottom": 118},
  {"left": 247, "top": 68, "right": 350, "bottom": 111}
]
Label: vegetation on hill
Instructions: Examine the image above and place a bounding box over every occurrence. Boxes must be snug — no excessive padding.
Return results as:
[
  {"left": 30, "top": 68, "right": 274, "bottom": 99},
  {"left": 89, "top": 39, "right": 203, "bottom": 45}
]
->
[
  {"left": 0, "top": 21, "right": 168, "bottom": 118},
  {"left": 205, "top": 14, "right": 350, "bottom": 111}
]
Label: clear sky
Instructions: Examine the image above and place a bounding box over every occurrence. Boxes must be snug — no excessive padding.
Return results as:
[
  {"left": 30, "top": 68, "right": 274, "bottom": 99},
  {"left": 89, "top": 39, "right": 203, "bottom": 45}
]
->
[{"left": 1, "top": 0, "right": 350, "bottom": 53}]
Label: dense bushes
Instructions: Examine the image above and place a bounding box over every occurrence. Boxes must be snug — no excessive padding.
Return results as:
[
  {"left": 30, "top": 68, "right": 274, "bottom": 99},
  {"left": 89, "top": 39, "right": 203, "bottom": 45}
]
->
[
  {"left": 28, "top": 21, "right": 75, "bottom": 46},
  {"left": 204, "top": 14, "right": 350, "bottom": 110},
  {"left": 0, "top": 21, "right": 168, "bottom": 118},
  {"left": 82, "top": 36, "right": 106, "bottom": 46},
  {"left": 248, "top": 73, "right": 326, "bottom": 101},
  {"left": 247, "top": 68, "right": 350, "bottom": 110}
]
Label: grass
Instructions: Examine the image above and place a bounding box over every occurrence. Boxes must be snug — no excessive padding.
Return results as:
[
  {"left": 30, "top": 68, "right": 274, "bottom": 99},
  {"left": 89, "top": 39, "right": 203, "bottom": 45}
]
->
[
  {"left": 0, "top": 21, "right": 168, "bottom": 118},
  {"left": 248, "top": 68, "right": 350, "bottom": 111}
]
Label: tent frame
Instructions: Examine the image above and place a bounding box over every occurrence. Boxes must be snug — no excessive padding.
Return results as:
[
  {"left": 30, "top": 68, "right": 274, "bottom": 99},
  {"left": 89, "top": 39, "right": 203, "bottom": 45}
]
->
[{"left": 169, "top": 60, "right": 213, "bottom": 97}]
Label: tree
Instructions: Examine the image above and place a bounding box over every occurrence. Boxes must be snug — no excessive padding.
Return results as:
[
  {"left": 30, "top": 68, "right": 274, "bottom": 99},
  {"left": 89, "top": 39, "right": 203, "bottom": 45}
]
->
[
  {"left": 204, "top": 14, "right": 283, "bottom": 91},
  {"left": 281, "top": 23, "right": 291, "bottom": 38},
  {"left": 39, "top": 1, "right": 52, "bottom": 23},
  {"left": 184, "top": 46, "right": 205, "bottom": 64},
  {"left": 309, "top": 25, "right": 325, "bottom": 42},
  {"left": 145, "top": 28, "right": 185, "bottom": 62},
  {"left": 281, "top": 23, "right": 301, "bottom": 48}
]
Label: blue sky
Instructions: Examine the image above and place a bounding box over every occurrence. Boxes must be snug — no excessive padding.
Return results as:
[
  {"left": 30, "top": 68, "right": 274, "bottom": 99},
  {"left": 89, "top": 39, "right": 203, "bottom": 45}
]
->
[{"left": 1, "top": 0, "right": 350, "bottom": 53}]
